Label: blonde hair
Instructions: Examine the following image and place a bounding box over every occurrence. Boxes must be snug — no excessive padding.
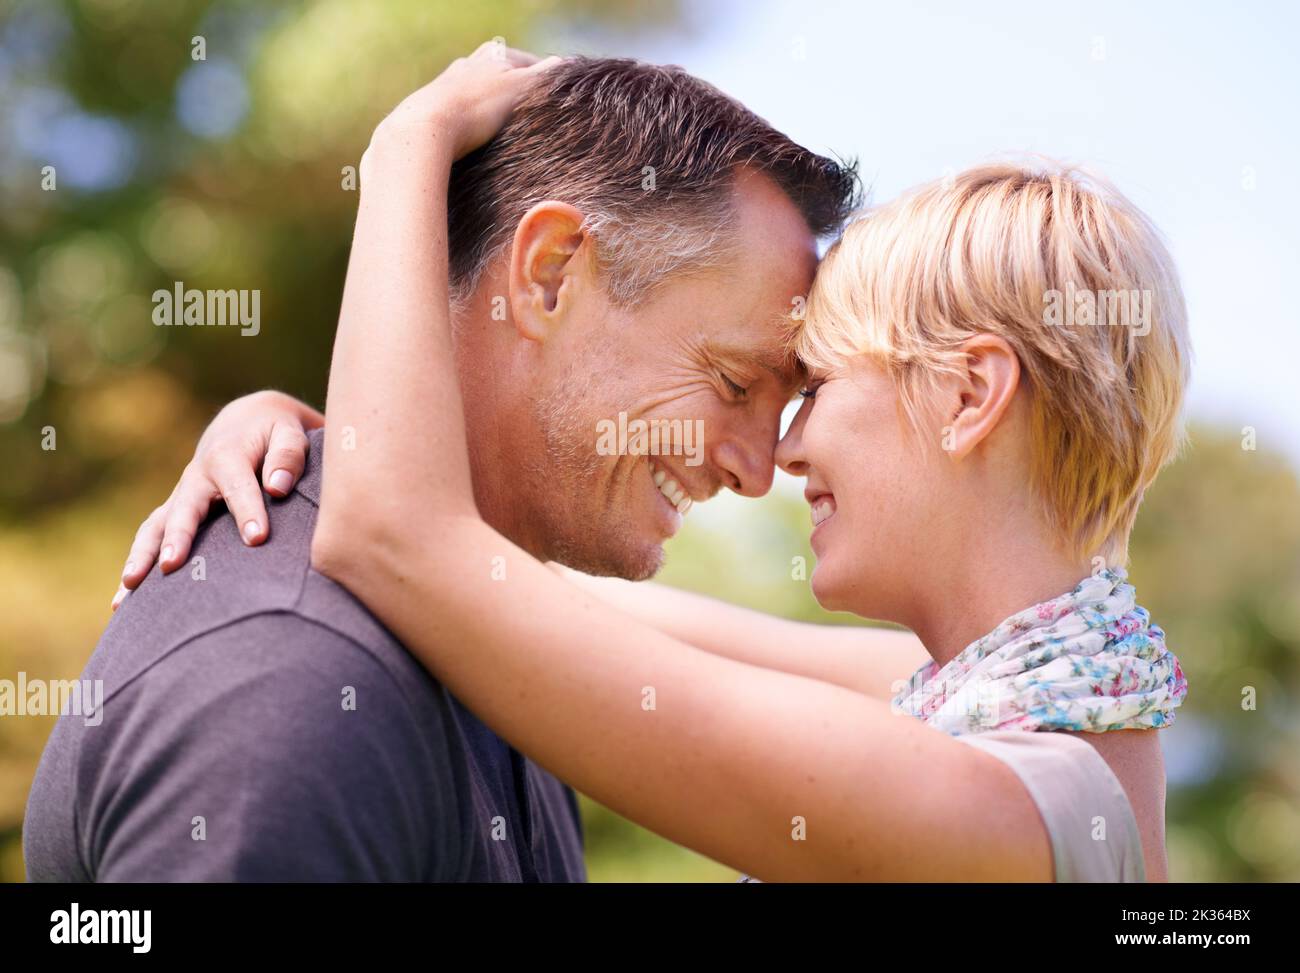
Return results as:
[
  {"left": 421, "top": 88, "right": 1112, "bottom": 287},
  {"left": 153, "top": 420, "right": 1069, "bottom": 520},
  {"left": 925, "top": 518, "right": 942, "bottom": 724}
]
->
[{"left": 796, "top": 161, "right": 1191, "bottom": 565}]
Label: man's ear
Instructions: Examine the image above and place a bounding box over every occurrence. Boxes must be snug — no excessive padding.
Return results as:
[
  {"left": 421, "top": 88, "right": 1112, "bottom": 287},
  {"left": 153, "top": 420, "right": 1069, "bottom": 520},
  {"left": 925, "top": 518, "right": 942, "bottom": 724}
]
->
[
  {"left": 507, "top": 201, "right": 587, "bottom": 342},
  {"left": 944, "top": 334, "right": 1021, "bottom": 460}
]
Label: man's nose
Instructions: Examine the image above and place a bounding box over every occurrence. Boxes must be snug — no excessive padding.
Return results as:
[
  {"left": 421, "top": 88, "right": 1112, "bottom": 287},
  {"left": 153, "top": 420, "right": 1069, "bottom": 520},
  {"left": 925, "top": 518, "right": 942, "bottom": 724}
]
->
[
  {"left": 712, "top": 418, "right": 778, "bottom": 499},
  {"left": 775, "top": 398, "right": 811, "bottom": 477}
]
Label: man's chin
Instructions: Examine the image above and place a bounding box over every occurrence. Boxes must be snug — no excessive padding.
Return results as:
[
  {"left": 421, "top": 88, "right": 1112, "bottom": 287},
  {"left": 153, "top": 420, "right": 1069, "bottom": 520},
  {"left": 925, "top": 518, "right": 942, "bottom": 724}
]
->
[{"left": 551, "top": 533, "right": 665, "bottom": 582}]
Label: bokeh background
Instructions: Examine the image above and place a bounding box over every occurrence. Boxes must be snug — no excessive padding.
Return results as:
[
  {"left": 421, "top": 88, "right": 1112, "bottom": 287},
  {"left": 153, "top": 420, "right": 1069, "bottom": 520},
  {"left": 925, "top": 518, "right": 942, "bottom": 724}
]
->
[{"left": 2, "top": 0, "right": 1297, "bottom": 882}]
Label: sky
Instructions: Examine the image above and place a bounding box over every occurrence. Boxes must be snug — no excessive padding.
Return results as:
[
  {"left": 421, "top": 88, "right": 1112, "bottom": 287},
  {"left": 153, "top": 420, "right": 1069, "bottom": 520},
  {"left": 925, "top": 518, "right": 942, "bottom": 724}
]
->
[{"left": 552, "top": 0, "right": 1300, "bottom": 488}]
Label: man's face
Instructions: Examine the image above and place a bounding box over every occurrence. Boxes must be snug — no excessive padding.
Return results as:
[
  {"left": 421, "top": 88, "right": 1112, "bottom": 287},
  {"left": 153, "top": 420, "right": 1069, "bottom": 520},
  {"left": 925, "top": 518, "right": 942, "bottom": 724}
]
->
[{"left": 521, "top": 170, "right": 818, "bottom": 579}]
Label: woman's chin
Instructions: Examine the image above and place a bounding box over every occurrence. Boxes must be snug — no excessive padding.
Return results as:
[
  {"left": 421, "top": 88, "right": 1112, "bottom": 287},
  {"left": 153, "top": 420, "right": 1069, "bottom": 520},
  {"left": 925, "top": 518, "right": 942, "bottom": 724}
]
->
[
  {"left": 809, "top": 563, "right": 846, "bottom": 612},
  {"left": 811, "top": 558, "right": 881, "bottom": 617}
]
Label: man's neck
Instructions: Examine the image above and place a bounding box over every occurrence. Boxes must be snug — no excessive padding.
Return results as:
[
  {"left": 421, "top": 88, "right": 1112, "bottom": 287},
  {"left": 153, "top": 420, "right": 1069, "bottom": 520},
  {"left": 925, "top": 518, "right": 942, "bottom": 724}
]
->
[{"left": 453, "top": 299, "right": 547, "bottom": 561}]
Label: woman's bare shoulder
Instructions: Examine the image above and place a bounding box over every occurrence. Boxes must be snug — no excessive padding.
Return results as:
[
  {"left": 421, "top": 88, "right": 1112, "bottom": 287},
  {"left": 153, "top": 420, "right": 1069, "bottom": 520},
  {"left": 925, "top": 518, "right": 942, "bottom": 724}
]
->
[{"left": 1062, "top": 728, "right": 1169, "bottom": 881}]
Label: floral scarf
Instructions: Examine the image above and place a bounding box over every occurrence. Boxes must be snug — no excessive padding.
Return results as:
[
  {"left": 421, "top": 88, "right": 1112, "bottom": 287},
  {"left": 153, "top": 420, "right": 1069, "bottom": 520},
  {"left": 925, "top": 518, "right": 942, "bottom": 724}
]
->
[{"left": 891, "top": 568, "right": 1187, "bottom": 736}]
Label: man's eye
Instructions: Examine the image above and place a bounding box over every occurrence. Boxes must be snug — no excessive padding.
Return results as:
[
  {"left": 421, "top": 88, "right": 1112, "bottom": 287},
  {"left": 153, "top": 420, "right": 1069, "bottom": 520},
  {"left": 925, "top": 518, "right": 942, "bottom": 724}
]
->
[{"left": 721, "top": 373, "right": 748, "bottom": 399}]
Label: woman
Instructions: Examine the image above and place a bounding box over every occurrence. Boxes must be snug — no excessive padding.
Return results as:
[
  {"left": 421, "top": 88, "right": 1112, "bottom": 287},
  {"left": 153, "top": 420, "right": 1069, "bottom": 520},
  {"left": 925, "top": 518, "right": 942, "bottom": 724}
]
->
[{"left": 116, "top": 45, "right": 1189, "bottom": 881}]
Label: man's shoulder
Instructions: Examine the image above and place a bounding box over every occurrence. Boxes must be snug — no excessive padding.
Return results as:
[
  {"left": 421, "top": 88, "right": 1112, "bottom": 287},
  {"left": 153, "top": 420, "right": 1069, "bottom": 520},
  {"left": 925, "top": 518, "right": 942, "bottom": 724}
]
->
[
  {"left": 95, "top": 544, "right": 452, "bottom": 741},
  {"left": 95, "top": 483, "right": 310, "bottom": 676},
  {"left": 25, "top": 428, "right": 478, "bottom": 881},
  {"left": 85, "top": 431, "right": 461, "bottom": 774},
  {"left": 28, "top": 613, "right": 470, "bottom": 881},
  {"left": 95, "top": 426, "right": 422, "bottom": 701},
  {"left": 113, "top": 610, "right": 454, "bottom": 748}
]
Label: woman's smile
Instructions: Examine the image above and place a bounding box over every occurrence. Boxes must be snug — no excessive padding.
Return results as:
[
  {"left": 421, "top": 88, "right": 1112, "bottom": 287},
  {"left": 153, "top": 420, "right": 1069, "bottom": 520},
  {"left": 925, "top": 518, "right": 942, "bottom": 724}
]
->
[{"left": 809, "top": 493, "right": 836, "bottom": 529}]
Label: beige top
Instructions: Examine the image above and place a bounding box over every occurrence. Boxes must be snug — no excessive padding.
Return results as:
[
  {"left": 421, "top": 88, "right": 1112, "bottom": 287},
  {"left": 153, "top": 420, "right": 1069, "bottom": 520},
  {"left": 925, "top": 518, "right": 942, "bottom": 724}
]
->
[
  {"left": 952, "top": 729, "right": 1146, "bottom": 882},
  {"left": 737, "top": 728, "right": 1145, "bottom": 883}
]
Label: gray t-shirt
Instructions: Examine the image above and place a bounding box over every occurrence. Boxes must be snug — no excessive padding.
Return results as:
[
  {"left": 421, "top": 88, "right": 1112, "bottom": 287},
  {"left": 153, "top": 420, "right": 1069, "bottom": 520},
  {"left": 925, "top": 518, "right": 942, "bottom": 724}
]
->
[{"left": 23, "top": 428, "right": 586, "bottom": 882}]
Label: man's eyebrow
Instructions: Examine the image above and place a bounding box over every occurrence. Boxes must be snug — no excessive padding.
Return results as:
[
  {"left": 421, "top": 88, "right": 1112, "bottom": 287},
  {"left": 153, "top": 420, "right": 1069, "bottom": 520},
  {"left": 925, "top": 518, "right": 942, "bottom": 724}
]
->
[{"left": 713, "top": 344, "right": 805, "bottom": 387}]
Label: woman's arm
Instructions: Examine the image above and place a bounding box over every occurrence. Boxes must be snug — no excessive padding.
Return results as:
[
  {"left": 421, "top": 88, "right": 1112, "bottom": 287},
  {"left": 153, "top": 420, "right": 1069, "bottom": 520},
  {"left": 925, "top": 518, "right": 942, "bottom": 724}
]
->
[
  {"left": 311, "top": 45, "right": 1051, "bottom": 881},
  {"left": 109, "top": 393, "right": 925, "bottom": 701},
  {"left": 555, "top": 567, "right": 928, "bottom": 700}
]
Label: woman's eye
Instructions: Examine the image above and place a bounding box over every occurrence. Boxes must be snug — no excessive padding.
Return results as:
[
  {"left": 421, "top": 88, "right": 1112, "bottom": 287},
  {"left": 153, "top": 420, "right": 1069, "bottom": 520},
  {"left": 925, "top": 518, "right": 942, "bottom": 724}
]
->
[{"left": 799, "top": 385, "right": 818, "bottom": 399}]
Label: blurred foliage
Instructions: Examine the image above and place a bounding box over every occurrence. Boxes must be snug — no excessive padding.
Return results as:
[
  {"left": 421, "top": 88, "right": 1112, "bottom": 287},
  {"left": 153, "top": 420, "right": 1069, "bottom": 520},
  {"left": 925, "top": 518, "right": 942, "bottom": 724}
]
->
[
  {"left": 2, "top": 0, "right": 1297, "bottom": 884},
  {"left": 0, "top": 0, "right": 678, "bottom": 512}
]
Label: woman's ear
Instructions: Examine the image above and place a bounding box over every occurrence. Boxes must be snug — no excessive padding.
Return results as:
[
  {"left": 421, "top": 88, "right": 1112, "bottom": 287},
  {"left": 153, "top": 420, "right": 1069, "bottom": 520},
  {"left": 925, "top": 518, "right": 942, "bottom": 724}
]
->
[
  {"left": 507, "top": 201, "right": 587, "bottom": 342},
  {"left": 945, "top": 334, "right": 1021, "bottom": 460}
]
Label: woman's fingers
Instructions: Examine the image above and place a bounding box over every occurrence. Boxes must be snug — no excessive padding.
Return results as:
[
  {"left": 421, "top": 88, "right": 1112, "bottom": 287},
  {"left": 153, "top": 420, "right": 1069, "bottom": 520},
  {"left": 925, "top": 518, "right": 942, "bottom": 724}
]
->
[
  {"left": 261, "top": 421, "right": 310, "bottom": 497},
  {"left": 112, "top": 391, "right": 319, "bottom": 606},
  {"left": 206, "top": 450, "right": 270, "bottom": 547},
  {"left": 155, "top": 466, "right": 217, "bottom": 572},
  {"left": 376, "top": 43, "right": 564, "bottom": 161},
  {"left": 471, "top": 39, "right": 539, "bottom": 67},
  {"left": 120, "top": 505, "right": 167, "bottom": 592},
  {"left": 489, "top": 45, "right": 563, "bottom": 74}
]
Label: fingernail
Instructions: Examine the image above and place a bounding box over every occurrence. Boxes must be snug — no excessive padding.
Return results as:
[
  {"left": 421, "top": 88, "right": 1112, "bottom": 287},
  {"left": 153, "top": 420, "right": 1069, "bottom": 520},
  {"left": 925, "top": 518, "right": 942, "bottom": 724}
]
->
[
  {"left": 161, "top": 545, "right": 174, "bottom": 564},
  {"left": 111, "top": 587, "right": 127, "bottom": 610},
  {"left": 243, "top": 520, "right": 261, "bottom": 542},
  {"left": 268, "top": 469, "right": 293, "bottom": 494},
  {"left": 122, "top": 561, "right": 135, "bottom": 579}
]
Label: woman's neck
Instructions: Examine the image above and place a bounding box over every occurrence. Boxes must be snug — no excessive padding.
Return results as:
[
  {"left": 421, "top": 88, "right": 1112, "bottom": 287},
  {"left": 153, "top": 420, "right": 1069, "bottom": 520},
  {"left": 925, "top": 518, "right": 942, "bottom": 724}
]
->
[{"left": 909, "top": 536, "right": 1093, "bottom": 670}]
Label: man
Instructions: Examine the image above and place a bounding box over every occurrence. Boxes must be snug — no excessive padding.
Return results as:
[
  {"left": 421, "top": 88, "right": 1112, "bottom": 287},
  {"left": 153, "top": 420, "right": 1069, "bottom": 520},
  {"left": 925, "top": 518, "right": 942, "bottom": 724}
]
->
[{"left": 23, "top": 56, "right": 857, "bottom": 881}]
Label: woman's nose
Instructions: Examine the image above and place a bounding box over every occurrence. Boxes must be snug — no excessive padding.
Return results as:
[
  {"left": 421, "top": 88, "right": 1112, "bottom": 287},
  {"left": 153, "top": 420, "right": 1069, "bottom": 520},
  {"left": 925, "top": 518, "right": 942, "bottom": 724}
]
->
[{"left": 775, "top": 398, "right": 811, "bottom": 477}]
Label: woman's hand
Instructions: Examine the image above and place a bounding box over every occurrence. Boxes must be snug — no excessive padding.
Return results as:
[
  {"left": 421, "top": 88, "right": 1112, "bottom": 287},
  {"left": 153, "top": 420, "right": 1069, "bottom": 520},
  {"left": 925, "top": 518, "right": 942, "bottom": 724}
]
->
[
  {"left": 367, "top": 40, "right": 562, "bottom": 161},
  {"left": 114, "top": 390, "right": 323, "bottom": 608}
]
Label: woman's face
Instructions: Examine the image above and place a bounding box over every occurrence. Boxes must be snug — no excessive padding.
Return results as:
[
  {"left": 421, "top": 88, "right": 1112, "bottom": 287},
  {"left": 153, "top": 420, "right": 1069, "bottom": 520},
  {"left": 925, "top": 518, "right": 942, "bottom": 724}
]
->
[{"left": 775, "top": 354, "right": 949, "bottom": 623}]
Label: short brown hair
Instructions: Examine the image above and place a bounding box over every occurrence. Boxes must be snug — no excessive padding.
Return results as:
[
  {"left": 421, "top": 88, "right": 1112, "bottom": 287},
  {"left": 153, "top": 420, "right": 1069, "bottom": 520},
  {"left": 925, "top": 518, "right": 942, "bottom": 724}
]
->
[{"left": 447, "top": 57, "right": 860, "bottom": 306}]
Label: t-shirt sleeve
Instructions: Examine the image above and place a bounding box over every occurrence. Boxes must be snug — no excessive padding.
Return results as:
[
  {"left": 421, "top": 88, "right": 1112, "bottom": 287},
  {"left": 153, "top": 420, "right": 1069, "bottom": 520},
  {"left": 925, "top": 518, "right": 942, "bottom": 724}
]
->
[
  {"left": 81, "top": 613, "right": 463, "bottom": 882},
  {"left": 951, "top": 729, "right": 1146, "bottom": 883}
]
